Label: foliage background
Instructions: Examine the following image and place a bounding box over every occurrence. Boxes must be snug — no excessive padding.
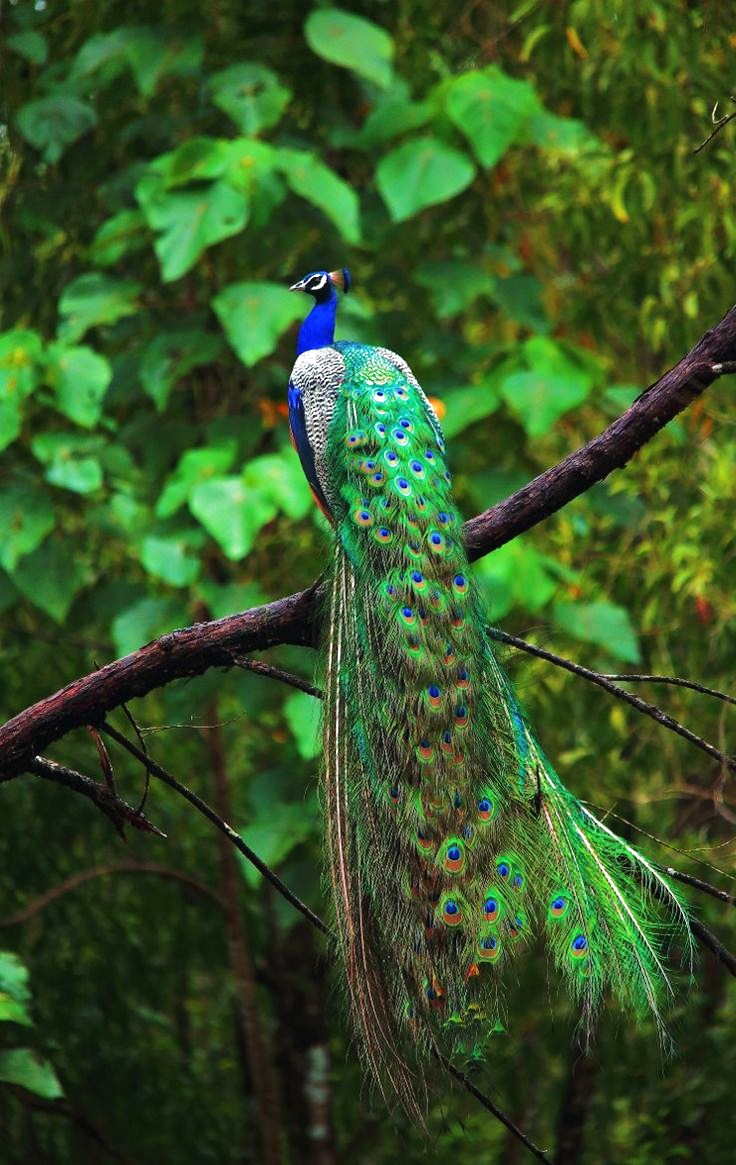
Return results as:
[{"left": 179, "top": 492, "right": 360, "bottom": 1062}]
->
[{"left": 1, "top": 1, "right": 735, "bottom": 1161}]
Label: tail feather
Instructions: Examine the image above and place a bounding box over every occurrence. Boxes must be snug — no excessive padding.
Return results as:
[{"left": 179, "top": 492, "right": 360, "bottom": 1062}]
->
[{"left": 313, "top": 341, "right": 692, "bottom": 1114}]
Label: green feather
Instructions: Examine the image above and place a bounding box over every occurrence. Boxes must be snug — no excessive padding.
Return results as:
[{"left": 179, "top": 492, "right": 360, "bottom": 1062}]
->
[{"left": 314, "top": 340, "right": 691, "bottom": 1112}]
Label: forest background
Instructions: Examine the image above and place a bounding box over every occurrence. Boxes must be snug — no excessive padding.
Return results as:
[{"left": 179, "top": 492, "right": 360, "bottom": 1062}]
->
[{"left": 1, "top": 1, "right": 735, "bottom": 1162}]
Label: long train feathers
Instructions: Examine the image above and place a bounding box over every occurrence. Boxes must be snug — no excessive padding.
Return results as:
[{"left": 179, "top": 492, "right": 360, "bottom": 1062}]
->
[{"left": 288, "top": 270, "right": 692, "bottom": 1112}]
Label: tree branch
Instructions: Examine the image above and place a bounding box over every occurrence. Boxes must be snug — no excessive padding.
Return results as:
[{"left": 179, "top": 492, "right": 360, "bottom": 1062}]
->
[{"left": 1, "top": 305, "right": 735, "bottom": 776}]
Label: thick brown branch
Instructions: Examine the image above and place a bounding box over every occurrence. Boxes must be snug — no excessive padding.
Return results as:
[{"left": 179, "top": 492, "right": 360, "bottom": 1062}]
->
[{"left": 1, "top": 307, "right": 735, "bottom": 776}]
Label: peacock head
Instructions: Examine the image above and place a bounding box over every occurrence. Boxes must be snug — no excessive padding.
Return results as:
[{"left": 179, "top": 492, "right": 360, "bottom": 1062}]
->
[{"left": 288, "top": 268, "right": 351, "bottom": 302}]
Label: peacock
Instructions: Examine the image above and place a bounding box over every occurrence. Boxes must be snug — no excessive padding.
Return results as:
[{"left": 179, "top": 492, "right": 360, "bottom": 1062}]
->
[{"left": 286, "top": 267, "right": 693, "bottom": 1114}]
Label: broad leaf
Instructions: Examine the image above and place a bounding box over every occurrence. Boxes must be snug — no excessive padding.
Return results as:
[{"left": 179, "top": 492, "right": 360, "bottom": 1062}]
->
[
  {"left": 16, "top": 96, "right": 97, "bottom": 163},
  {"left": 376, "top": 135, "right": 475, "bottom": 222},
  {"left": 57, "top": 274, "right": 141, "bottom": 343},
  {"left": 89, "top": 209, "right": 148, "bottom": 267},
  {"left": 111, "top": 597, "right": 190, "bottom": 657},
  {"left": 441, "top": 383, "right": 501, "bottom": 439},
  {"left": 12, "top": 539, "right": 88, "bottom": 623},
  {"left": 0, "top": 485, "right": 55, "bottom": 573},
  {"left": 32, "top": 432, "right": 104, "bottom": 495},
  {"left": 277, "top": 148, "right": 361, "bottom": 243},
  {"left": 500, "top": 337, "right": 596, "bottom": 437},
  {"left": 45, "top": 343, "right": 112, "bottom": 428},
  {"left": 446, "top": 68, "right": 540, "bottom": 168},
  {"left": 283, "top": 690, "right": 321, "bottom": 760},
  {"left": 137, "top": 179, "right": 248, "bottom": 282},
  {"left": 305, "top": 8, "right": 394, "bottom": 89},
  {"left": 0, "top": 952, "right": 32, "bottom": 1028},
  {"left": 552, "top": 601, "right": 641, "bottom": 664},
  {"left": 212, "top": 282, "right": 305, "bottom": 367},
  {"left": 156, "top": 441, "right": 239, "bottom": 518},
  {"left": 0, "top": 1049, "right": 64, "bottom": 1099},
  {"left": 209, "top": 63, "right": 291, "bottom": 135},
  {"left": 244, "top": 453, "right": 312, "bottom": 520},
  {"left": 140, "top": 533, "right": 201, "bottom": 587},
  {"left": 189, "top": 476, "right": 276, "bottom": 560}
]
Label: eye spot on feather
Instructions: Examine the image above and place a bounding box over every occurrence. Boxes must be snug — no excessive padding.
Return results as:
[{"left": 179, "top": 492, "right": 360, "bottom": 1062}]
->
[
  {"left": 571, "top": 934, "right": 588, "bottom": 958},
  {"left": 406, "top": 538, "right": 422, "bottom": 559},
  {"left": 444, "top": 470, "right": 452, "bottom": 483},
  {"left": 425, "top": 450, "right": 436, "bottom": 463},
  {"left": 375, "top": 422, "right": 386, "bottom": 437},
  {"left": 429, "top": 589, "right": 446, "bottom": 612},
  {"left": 399, "top": 417, "right": 413, "bottom": 431},
  {"left": 372, "top": 525, "right": 393, "bottom": 544},
  {"left": 443, "top": 841, "right": 465, "bottom": 874},
  {"left": 384, "top": 582, "right": 398, "bottom": 600},
  {"left": 416, "top": 738, "right": 434, "bottom": 764},
  {"left": 440, "top": 897, "right": 463, "bottom": 927},
  {"left": 453, "top": 792, "right": 462, "bottom": 808},
  {"left": 497, "top": 860, "right": 511, "bottom": 879},
  {"left": 398, "top": 605, "right": 416, "bottom": 627},
  {"left": 392, "top": 428, "right": 409, "bottom": 446},
  {"left": 388, "top": 785, "right": 400, "bottom": 806},
  {"left": 372, "top": 389, "right": 387, "bottom": 403},
  {"left": 456, "top": 666, "right": 470, "bottom": 689},
  {"left": 406, "top": 635, "right": 423, "bottom": 657},
  {"left": 440, "top": 729, "right": 453, "bottom": 755},
  {"left": 409, "top": 459, "right": 425, "bottom": 479},
  {"left": 550, "top": 896, "right": 569, "bottom": 919},
  {"left": 367, "top": 470, "right": 385, "bottom": 487},
  {"left": 454, "top": 704, "right": 470, "bottom": 729},
  {"left": 416, "top": 828, "right": 434, "bottom": 854},
  {"left": 395, "top": 386, "right": 409, "bottom": 400},
  {"left": 345, "top": 430, "right": 367, "bottom": 448},
  {"left": 450, "top": 606, "right": 465, "bottom": 629},
  {"left": 394, "top": 476, "right": 412, "bottom": 497},
  {"left": 442, "top": 644, "right": 455, "bottom": 666},
  {"left": 425, "top": 684, "right": 443, "bottom": 710},
  {"left": 352, "top": 507, "right": 373, "bottom": 527},
  {"left": 410, "top": 569, "right": 426, "bottom": 591},
  {"left": 483, "top": 897, "right": 501, "bottom": 923},
  {"left": 513, "top": 873, "right": 524, "bottom": 890},
  {"left": 478, "top": 934, "right": 501, "bottom": 961},
  {"left": 427, "top": 530, "right": 447, "bottom": 554},
  {"left": 383, "top": 449, "right": 399, "bottom": 467},
  {"left": 477, "top": 797, "right": 494, "bottom": 822},
  {"left": 452, "top": 573, "right": 468, "bottom": 595}
]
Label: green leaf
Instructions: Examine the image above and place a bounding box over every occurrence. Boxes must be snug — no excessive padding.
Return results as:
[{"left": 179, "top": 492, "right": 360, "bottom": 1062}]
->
[
  {"left": 499, "top": 337, "right": 595, "bottom": 437},
  {"left": 16, "top": 96, "right": 97, "bottom": 163},
  {"left": 111, "top": 597, "right": 189, "bottom": 657},
  {"left": 0, "top": 330, "right": 44, "bottom": 399},
  {"left": 137, "top": 179, "right": 248, "bottom": 282},
  {"left": 305, "top": 8, "right": 394, "bottom": 89},
  {"left": 0, "top": 952, "right": 32, "bottom": 1028},
  {"left": 31, "top": 432, "right": 104, "bottom": 495},
  {"left": 209, "top": 63, "right": 291, "bottom": 135},
  {"left": 140, "top": 533, "right": 201, "bottom": 587},
  {"left": 189, "top": 476, "right": 276, "bottom": 560},
  {"left": 212, "top": 282, "right": 305, "bottom": 367},
  {"left": 277, "top": 148, "right": 361, "bottom": 243},
  {"left": 89, "top": 209, "right": 148, "bottom": 267},
  {"left": 492, "top": 274, "right": 549, "bottom": 332},
  {"left": 528, "top": 110, "right": 598, "bottom": 153},
  {"left": 7, "top": 31, "right": 48, "bottom": 65},
  {"left": 238, "top": 794, "right": 318, "bottom": 888},
  {"left": 284, "top": 690, "right": 321, "bottom": 760},
  {"left": 356, "top": 84, "right": 433, "bottom": 147},
  {"left": 475, "top": 540, "right": 561, "bottom": 619},
  {"left": 45, "top": 344, "right": 112, "bottom": 428},
  {"left": 72, "top": 27, "right": 203, "bottom": 98},
  {"left": 376, "top": 135, "right": 475, "bottom": 222},
  {"left": 12, "top": 539, "right": 88, "bottom": 623},
  {"left": 445, "top": 67, "right": 540, "bottom": 168},
  {"left": 414, "top": 259, "right": 495, "bottom": 318},
  {"left": 140, "top": 330, "right": 224, "bottom": 411},
  {"left": 441, "top": 383, "right": 501, "bottom": 439},
  {"left": 57, "top": 274, "right": 141, "bottom": 343},
  {"left": 0, "top": 1048, "right": 64, "bottom": 1099},
  {"left": 155, "top": 440, "right": 239, "bottom": 518},
  {"left": 552, "top": 600, "right": 641, "bottom": 664},
  {"left": 0, "top": 485, "right": 55, "bottom": 572},
  {"left": 244, "top": 453, "right": 312, "bottom": 520}
]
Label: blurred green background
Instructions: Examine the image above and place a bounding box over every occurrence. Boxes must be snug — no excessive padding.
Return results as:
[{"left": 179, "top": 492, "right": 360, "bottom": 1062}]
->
[{"left": 1, "top": 1, "right": 735, "bottom": 1161}]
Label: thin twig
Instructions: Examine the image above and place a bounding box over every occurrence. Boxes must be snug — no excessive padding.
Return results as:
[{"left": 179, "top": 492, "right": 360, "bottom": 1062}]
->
[
  {"left": 662, "top": 866, "right": 736, "bottom": 908},
  {"left": 0, "top": 861, "right": 222, "bottom": 926},
  {"left": 99, "top": 720, "right": 331, "bottom": 937},
  {"left": 230, "top": 653, "right": 323, "bottom": 698},
  {"left": 693, "top": 97, "right": 736, "bottom": 154},
  {"left": 489, "top": 628, "right": 735, "bottom": 774},
  {"left": 122, "top": 702, "right": 151, "bottom": 814},
  {"left": 30, "top": 756, "right": 166, "bottom": 839},
  {"left": 603, "top": 674, "right": 736, "bottom": 707},
  {"left": 689, "top": 916, "right": 736, "bottom": 976},
  {"left": 433, "top": 1049, "right": 554, "bottom": 1163}
]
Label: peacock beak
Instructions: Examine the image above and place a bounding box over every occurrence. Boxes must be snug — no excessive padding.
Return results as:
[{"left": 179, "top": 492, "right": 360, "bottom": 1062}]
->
[{"left": 288, "top": 278, "right": 308, "bottom": 292}]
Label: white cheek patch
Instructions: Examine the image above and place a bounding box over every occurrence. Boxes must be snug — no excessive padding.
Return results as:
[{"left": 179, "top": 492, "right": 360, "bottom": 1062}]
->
[{"left": 310, "top": 275, "right": 328, "bottom": 291}]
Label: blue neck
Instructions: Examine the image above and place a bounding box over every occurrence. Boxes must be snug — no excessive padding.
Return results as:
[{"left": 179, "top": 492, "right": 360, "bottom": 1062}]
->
[{"left": 296, "top": 288, "right": 338, "bottom": 355}]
